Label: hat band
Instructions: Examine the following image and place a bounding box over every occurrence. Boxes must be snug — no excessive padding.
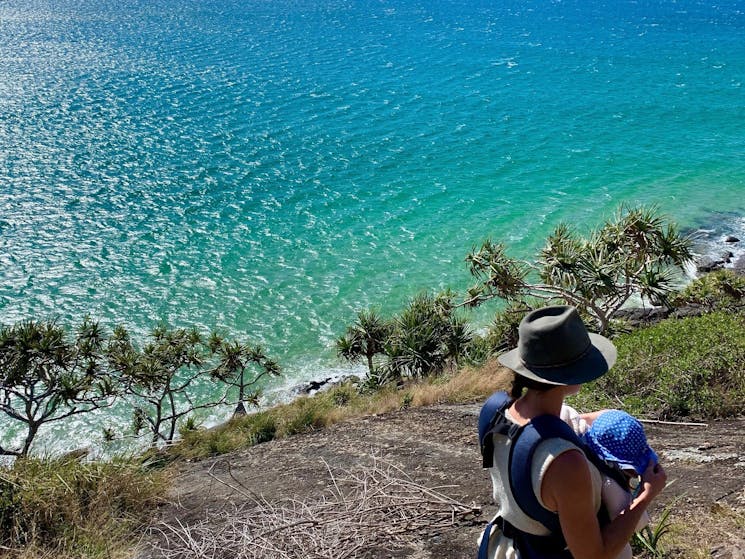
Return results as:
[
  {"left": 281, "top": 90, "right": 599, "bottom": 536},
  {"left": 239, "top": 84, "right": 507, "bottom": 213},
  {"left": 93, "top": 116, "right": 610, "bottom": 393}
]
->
[{"left": 520, "top": 340, "right": 592, "bottom": 369}]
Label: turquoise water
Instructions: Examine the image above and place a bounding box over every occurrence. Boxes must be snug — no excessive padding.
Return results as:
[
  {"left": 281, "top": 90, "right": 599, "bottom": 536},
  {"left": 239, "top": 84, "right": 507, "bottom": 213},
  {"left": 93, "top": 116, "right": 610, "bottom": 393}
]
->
[{"left": 1, "top": 0, "right": 744, "bottom": 446}]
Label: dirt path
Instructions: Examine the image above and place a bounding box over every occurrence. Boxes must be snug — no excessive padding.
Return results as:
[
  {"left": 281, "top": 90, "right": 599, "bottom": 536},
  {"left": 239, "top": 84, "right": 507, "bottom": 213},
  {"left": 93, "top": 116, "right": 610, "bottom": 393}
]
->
[{"left": 150, "top": 404, "right": 745, "bottom": 558}]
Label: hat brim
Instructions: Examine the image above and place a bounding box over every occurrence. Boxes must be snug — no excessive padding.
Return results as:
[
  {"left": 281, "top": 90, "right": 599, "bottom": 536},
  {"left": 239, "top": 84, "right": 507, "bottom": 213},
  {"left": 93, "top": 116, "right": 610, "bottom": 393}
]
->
[
  {"left": 586, "top": 442, "right": 657, "bottom": 475},
  {"left": 497, "top": 332, "right": 617, "bottom": 386}
]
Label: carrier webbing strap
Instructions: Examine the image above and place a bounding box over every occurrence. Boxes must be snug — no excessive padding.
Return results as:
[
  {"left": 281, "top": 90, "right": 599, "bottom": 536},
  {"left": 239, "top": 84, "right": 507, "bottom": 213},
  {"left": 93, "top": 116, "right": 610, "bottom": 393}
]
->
[
  {"left": 477, "top": 520, "right": 494, "bottom": 559},
  {"left": 508, "top": 414, "right": 583, "bottom": 533}
]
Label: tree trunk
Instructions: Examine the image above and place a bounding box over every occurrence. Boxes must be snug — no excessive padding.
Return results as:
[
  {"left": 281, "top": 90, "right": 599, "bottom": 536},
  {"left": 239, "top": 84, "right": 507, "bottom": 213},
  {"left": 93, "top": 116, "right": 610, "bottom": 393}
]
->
[
  {"left": 151, "top": 406, "right": 163, "bottom": 447},
  {"left": 22, "top": 422, "right": 40, "bottom": 457},
  {"left": 167, "top": 389, "right": 177, "bottom": 443},
  {"left": 234, "top": 401, "right": 247, "bottom": 416},
  {"left": 235, "top": 367, "right": 245, "bottom": 416}
]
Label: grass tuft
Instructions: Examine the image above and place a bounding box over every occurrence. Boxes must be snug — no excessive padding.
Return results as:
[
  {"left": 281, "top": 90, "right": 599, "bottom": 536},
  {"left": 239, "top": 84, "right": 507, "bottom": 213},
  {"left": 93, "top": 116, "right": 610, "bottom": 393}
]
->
[{"left": 0, "top": 456, "right": 167, "bottom": 558}]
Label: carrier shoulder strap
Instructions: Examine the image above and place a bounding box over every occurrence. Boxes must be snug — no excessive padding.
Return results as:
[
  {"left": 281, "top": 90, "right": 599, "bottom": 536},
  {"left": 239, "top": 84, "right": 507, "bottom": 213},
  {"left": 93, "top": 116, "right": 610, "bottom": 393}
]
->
[
  {"left": 508, "top": 414, "right": 579, "bottom": 533},
  {"left": 478, "top": 390, "right": 515, "bottom": 469}
]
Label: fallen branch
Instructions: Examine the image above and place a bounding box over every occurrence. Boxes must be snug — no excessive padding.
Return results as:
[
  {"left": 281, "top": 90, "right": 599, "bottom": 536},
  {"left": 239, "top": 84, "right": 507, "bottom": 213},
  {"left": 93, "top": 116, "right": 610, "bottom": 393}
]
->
[{"left": 638, "top": 419, "right": 708, "bottom": 427}]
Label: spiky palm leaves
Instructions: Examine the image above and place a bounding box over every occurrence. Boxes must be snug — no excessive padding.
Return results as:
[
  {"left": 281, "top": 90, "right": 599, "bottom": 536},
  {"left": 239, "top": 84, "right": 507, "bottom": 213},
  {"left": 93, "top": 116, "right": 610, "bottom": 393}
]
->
[
  {"left": 0, "top": 318, "right": 118, "bottom": 456},
  {"left": 208, "top": 335, "right": 280, "bottom": 416},
  {"left": 466, "top": 205, "right": 693, "bottom": 333},
  {"left": 336, "top": 309, "right": 391, "bottom": 377},
  {"left": 386, "top": 292, "right": 471, "bottom": 379},
  {"left": 337, "top": 293, "right": 472, "bottom": 385}
]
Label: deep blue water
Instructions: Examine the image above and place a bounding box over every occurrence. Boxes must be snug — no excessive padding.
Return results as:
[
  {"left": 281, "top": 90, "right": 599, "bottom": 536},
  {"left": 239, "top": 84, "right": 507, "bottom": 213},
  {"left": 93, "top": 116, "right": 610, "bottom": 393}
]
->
[{"left": 1, "top": 0, "right": 744, "bottom": 450}]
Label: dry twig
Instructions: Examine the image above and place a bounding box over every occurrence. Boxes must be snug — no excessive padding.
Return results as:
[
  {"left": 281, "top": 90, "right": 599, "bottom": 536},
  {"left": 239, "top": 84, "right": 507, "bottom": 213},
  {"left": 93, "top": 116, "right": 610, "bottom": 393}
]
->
[{"left": 147, "top": 456, "right": 480, "bottom": 558}]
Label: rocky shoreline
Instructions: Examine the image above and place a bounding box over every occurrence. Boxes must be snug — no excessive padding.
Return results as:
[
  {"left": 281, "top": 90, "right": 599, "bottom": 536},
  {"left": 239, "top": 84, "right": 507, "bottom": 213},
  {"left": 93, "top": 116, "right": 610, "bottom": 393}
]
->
[{"left": 689, "top": 223, "right": 745, "bottom": 275}]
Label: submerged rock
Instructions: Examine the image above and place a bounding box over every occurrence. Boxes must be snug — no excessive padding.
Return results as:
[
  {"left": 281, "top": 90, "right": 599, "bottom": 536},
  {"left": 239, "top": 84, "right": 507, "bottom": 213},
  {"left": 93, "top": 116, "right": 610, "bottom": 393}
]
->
[
  {"left": 293, "top": 377, "right": 334, "bottom": 395},
  {"left": 291, "top": 375, "right": 362, "bottom": 396}
]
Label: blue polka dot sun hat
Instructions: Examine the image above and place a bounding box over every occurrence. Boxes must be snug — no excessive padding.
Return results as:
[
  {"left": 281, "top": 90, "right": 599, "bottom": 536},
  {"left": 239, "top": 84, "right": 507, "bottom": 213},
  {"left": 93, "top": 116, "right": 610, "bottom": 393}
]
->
[{"left": 585, "top": 410, "right": 658, "bottom": 475}]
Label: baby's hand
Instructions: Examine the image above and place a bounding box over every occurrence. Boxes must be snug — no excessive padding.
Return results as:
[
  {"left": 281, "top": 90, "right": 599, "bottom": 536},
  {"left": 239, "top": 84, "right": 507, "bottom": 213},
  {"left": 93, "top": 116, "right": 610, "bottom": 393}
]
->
[
  {"left": 578, "top": 409, "right": 609, "bottom": 425},
  {"left": 640, "top": 461, "right": 667, "bottom": 500}
]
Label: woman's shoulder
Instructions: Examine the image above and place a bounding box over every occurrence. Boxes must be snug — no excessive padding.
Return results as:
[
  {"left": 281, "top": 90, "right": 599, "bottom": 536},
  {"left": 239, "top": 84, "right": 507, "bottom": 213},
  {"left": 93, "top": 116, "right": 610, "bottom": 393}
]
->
[
  {"left": 535, "top": 436, "right": 585, "bottom": 465},
  {"left": 531, "top": 437, "right": 603, "bottom": 511}
]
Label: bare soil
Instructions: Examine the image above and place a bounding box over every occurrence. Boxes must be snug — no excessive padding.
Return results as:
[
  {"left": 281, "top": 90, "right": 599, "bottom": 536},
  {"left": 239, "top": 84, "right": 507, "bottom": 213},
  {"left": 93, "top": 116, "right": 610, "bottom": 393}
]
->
[{"left": 152, "top": 404, "right": 745, "bottom": 558}]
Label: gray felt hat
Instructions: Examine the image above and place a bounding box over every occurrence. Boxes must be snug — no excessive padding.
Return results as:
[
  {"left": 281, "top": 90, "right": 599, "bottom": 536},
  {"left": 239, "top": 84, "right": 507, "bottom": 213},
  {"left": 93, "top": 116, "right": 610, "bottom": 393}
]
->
[{"left": 497, "top": 305, "right": 616, "bottom": 385}]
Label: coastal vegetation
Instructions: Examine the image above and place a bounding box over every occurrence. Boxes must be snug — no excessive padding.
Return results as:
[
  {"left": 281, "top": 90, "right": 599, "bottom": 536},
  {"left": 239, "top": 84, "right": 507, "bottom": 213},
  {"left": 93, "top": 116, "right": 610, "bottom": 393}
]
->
[
  {"left": 464, "top": 205, "right": 693, "bottom": 334},
  {"left": 574, "top": 309, "right": 745, "bottom": 419},
  {"left": 1, "top": 205, "right": 744, "bottom": 558},
  {"left": 0, "top": 322, "right": 278, "bottom": 456},
  {"left": 337, "top": 291, "right": 470, "bottom": 387},
  {"left": 2, "top": 288, "right": 745, "bottom": 556},
  {"left": 0, "top": 456, "right": 166, "bottom": 559},
  {"left": 0, "top": 318, "right": 119, "bottom": 457}
]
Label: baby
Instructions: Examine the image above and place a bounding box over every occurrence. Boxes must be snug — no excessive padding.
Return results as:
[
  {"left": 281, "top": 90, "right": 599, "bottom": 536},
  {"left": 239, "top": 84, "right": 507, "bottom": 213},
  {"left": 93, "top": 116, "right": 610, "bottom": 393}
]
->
[
  {"left": 561, "top": 406, "right": 657, "bottom": 559},
  {"left": 585, "top": 409, "right": 658, "bottom": 473},
  {"left": 583, "top": 409, "right": 658, "bottom": 559}
]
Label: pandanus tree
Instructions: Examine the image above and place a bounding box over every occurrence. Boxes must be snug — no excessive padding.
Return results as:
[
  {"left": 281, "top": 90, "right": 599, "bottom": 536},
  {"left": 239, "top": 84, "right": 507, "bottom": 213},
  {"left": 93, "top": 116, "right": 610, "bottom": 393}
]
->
[
  {"left": 337, "top": 293, "right": 472, "bottom": 382},
  {"left": 109, "top": 325, "right": 226, "bottom": 447},
  {"left": 208, "top": 334, "right": 281, "bottom": 416},
  {"left": 385, "top": 291, "right": 472, "bottom": 378},
  {"left": 0, "top": 318, "right": 283, "bottom": 454},
  {"left": 0, "top": 318, "right": 119, "bottom": 456},
  {"left": 336, "top": 308, "right": 391, "bottom": 377},
  {"left": 464, "top": 205, "right": 694, "bottom": 334}
]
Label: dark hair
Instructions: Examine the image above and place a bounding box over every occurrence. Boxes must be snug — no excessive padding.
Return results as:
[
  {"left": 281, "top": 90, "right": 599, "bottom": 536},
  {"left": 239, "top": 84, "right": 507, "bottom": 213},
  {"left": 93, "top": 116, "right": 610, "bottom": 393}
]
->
[{"left": 510, "top": 373, "right": 557, "bottom": 399}]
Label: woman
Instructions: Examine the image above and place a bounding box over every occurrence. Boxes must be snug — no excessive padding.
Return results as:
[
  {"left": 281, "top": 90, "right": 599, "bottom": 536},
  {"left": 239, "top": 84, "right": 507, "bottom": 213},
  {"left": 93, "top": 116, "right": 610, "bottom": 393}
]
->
[{"left": 483, "top": 305, "right": 667, "bottom": 559}]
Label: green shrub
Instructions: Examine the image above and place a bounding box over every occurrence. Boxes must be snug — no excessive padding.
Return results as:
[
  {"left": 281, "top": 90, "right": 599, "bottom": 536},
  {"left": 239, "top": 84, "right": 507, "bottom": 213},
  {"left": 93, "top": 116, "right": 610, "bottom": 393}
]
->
[
  {"left": 249, "top": 411, "right": 278, "bottom": 444},
  {"left": 463, "top": 320, "right": 516, "bottom": 367},
  {"left": 574, "top": 311, "right": 745, "bottom": 419},
  {"left": 279, "top": 395, "right": 333, "bottom": 436},
  {"left": 358, "top": 366, "right": 397, "bottom": 393},
  {"left": 331, "top": 384, "right": 355, "bottom": 406},
  {"left": 461, "top": 334, "right": 497, "bottom": 366},
  {"left": 670, "top": 269, "right": 745, "bottom": 310}
]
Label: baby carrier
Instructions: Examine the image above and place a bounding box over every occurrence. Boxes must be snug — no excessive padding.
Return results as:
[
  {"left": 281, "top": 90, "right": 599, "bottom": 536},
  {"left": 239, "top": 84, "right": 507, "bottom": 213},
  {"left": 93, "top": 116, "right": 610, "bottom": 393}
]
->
[{"left": 477, "top": 391, "right": 628, "bottom": 559}]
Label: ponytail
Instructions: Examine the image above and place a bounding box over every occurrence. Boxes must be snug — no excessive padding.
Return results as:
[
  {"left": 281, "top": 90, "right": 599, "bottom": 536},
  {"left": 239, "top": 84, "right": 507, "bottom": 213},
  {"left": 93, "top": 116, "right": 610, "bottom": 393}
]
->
[{"left": 510, "top": 373, "right": 526, "bottom": 399}]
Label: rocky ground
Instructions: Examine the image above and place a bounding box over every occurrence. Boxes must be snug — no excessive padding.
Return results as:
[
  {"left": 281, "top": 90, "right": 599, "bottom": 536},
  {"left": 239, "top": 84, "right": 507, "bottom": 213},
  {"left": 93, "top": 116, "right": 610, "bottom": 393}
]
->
[{"left": 145, "top": 403, "right": 745, "bottom": 558}]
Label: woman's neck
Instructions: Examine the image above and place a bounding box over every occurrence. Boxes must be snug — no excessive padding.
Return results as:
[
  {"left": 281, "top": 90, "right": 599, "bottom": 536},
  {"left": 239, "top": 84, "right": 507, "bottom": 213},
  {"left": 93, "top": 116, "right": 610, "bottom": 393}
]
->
[{"left": 510, "top": 387, "right": 568, "bottom": 424}]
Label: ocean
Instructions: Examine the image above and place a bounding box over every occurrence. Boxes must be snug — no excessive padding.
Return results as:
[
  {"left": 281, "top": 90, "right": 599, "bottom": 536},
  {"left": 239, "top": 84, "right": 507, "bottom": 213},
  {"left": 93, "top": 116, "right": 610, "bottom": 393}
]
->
[{"left": 1, "top": 0, "right": 744, "bottom": 453}]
